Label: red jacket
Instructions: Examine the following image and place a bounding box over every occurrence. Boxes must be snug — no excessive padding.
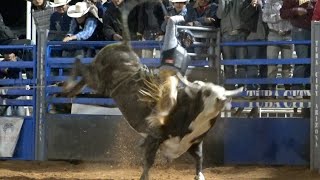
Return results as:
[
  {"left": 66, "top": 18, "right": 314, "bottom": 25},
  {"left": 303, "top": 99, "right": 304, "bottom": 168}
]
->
[
  {"left": 313, "top": 1, "right": 320, "bottom": 20},
  {"left": 280, "top": 0, "right": 317, "bottom": 29}
]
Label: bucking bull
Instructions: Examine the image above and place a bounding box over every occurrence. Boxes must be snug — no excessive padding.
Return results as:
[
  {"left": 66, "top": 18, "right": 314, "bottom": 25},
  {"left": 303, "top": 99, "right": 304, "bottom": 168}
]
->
[{"left": 63, "top": 0, "right": 243, "bottom": 179}]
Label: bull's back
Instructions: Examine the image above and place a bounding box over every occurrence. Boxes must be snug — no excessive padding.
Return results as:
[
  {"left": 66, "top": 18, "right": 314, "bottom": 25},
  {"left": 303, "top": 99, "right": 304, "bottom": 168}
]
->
[{"left": 90, "top": 42, "right": 141, "bottom": 96}]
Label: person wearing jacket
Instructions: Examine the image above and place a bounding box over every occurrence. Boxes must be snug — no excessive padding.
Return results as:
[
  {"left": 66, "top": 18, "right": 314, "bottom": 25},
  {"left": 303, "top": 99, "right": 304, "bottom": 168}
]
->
[
  {"left": 280, "top": 0, "right": 316, "bottom": 117},
  {"left": 27, "top": 0, "right": 54, "bottom": 30},
  {"left": 217, "top": 0, "right": 249, "bottom": 90},
  {"left": 262, "top": 0, "right": 292, "bottom": 91},
  {"left": 280, "top": 0, "right": 316, "bottom": 91},
  {"left": 63, "top": 1, "right": 104, "bottom": 57},
  {"left": 49, "top": 0, "right": 72, "bottom": 41},
  {"left": 185, "top": 0, "right": 219, "bottom": 28},
  {"left": 102, "top": 0, "right": 124, "bottom": 41},
  {"left": 312, "top": 0, "right": 320, "bottom": 20},
  {"left": 240, "top": 0, "right": 268, "bottom": 91}
]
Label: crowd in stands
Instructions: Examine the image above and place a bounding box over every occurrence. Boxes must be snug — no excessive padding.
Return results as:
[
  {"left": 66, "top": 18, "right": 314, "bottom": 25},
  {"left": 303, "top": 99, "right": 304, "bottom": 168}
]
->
[
  {"left": 1, "top": 0, "right": 320, "bottom": 116},
  {"left": 28, "top": 0, "right": 319, "bottom": 91}
]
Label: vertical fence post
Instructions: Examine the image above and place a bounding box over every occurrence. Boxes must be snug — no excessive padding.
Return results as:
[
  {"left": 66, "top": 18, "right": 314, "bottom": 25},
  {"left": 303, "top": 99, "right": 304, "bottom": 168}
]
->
[
  {"left": 35, "top": 29, "right": 48, "bottom": 161},
  {"left": 311, "top": 21, "right": 320, "bottom": 171},
  {"left": 215, "top": 30, "right": 221, "bottom": 85}
]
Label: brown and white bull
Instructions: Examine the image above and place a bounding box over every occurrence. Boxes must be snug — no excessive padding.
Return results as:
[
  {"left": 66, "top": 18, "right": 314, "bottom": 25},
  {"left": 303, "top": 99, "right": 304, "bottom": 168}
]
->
[{"left": 63, "top": 0, "right": 243, "bottom": 179}]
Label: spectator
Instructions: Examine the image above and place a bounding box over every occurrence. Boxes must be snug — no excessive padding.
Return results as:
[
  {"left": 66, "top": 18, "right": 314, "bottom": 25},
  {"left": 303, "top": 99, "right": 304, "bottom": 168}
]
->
[
  {"left": 102, "top": 0, "right": 142, "bottom": 55},
  {"left": 0, "top": 13, "right": 18, "bottom": 45},
  {"left": 63, "top": 1, "right": 104, "bottom": 57},
  {"left": 241, "top": 0, "right": 268, "bottom": 91},
  {"left": 0, "top": 14, "right": 33, "bottom": 78},
  {"left": 161, "top": 0, "right": 188, "bottom": 33},
  {"left": 0, "top": 52, "right": 27, "bottom": 116},
  {"left": 217, "top": 0, "right": 248, "bottom": 90},
  {"left": 27, "top": 0, "right": 54, "bottom": 31},
  {"left": 280, "top": 1, "right": 315, "bottom": 91},
  {"left": 312, "top": 0, "right": 320, "bottom": 20},
  {"left": 262, "top": 0, "right": 292, "bottom": 91},
  {"left": 0, "top": 52, "right": 25, "bottom": 80},
  {"left": 128, "top": 5, "right": 142, "bottom": 41},
  {"left": 137, "top": 1, "right": 165, "bottom": 39},
  {"left": 238, "top": 0, "right": 268, "bottom": 117},
  {"left": 185, "top": 0, "right": 219, "bottom": 61},
  {"left": 49, "top": 0, "right": 72, "bottom": 41},
  {"left": 280, "top": 0, "right": 316, "bottom": 117},
  {"left": 86, "top": 0, "right": 107, "bottom": 18},
  {"left": 185, "top": 0, "right": 219, "bottom": 28},
  {"left": 0, "top": 13, "right": 32, "bottom": 64},
  {"left": 137, "top": 1, "right": 164, "bottom": 58},
  {"left": 27, "top": 0, "right": 52, "bottom": 10},
  {"left": 102, "top": 0, "right": 124, "bottom": 41}
]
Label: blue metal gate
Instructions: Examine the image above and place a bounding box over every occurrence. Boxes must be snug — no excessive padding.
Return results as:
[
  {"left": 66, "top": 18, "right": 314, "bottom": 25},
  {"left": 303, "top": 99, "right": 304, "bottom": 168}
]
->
[{"left": 0, "top": 44, "right": 37, "bottom": 160}]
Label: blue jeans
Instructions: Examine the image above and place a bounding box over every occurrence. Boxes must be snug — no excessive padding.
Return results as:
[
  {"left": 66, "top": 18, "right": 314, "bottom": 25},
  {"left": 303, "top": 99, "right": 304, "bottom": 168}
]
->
[
  {"left": 221, "top": 31, "right": 248, "bottom": 90},
  {"left": 267, "top": 31, "right": 293, "bottom": 90},
  {"left": 291, "top": 27, "right": 311, "bottom": 90},
  {"left": 247, "top": 40, "right": 267, "bottom": 90}
]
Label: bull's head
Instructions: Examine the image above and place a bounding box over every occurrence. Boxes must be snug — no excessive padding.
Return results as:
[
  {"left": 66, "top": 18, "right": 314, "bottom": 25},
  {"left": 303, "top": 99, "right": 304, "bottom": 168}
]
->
[
  {"left": 177, "top": 73, "right": 243, "bottom": 111},
  {"left": 159, "top": 74, "right": 243, "bottom": 162}
]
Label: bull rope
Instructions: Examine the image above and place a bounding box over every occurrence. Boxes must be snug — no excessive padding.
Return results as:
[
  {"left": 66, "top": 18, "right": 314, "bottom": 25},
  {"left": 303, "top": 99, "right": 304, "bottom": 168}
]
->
[{"left": 0, "top": 84, "right": 58, "bottom": 90}]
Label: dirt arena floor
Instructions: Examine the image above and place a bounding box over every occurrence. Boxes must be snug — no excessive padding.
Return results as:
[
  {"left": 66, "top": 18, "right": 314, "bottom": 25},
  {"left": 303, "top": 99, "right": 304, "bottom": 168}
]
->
[{"left": 1, "top": 161, "right": 320, "bottom": 180}]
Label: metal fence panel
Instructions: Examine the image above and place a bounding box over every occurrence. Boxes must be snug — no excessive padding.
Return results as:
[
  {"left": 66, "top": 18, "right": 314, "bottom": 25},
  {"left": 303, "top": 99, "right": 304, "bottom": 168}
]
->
[{"left": 311, "top": 21, "right": 320, "bottom": 171}]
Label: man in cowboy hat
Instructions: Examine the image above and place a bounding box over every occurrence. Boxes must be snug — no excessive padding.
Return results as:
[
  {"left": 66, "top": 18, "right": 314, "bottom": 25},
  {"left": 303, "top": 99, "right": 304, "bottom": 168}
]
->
[
  {"left": 63, "top": 1, "right": 103, "bottom": 57},
  {"left": 49, "top": 0, "right": 72, "bottom": 41},
  {"left": 64, "top": 1, "right": 103, "bottom": 42}
]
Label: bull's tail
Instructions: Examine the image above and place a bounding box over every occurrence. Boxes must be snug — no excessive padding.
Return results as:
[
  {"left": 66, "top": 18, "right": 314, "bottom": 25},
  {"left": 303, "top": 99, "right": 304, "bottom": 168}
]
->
[{"left": 120, "top": 0, "right": 159, "bottom": 47}]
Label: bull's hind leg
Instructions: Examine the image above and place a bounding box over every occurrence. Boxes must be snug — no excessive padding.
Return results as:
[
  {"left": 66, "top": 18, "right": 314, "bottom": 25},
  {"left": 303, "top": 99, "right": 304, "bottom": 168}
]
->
[
  {"left": 140, "top": 135, "right": 161, "bottom": 180},
  {"left": 188, "top": 141, "right": 205, "bottom": 180}
]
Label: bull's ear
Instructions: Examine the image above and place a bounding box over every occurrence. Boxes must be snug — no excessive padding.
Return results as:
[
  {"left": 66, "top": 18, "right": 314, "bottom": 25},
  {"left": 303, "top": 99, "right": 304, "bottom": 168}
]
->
[{"left": 225, "top": 86, "right": 244, "bottom": 97}]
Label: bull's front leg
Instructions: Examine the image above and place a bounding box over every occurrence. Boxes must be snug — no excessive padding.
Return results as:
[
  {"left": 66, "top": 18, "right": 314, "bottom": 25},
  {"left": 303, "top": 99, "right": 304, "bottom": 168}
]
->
[
  {"left": 188, "top": 141, "right": 205, "bottom": 180},
  {"left": 63, "top": 79, "right": 86, "bottom": 97},
  {"left": 140, "top": 135, "right": 161, "bottom": 180}
]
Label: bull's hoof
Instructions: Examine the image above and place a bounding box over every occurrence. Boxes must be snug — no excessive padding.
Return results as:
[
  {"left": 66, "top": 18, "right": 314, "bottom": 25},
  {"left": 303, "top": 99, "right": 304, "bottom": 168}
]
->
[
  {"left": 140, "top": 173, "right": 149, "bottom": 180},
  {"left": 247, "top": 107, "right": 259, "bottom": 118},
  {"left": 233, "top": 107, "right": 244, "bottom": 116},
  {"left": 194, "top": 172, "right": 205, "bottom": 180}
]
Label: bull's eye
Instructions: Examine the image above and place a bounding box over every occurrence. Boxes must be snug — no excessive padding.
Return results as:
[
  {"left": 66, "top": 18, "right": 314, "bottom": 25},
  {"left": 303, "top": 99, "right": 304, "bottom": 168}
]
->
[{"left": 203, "top": 89, "right": 211, "bottom": 97}]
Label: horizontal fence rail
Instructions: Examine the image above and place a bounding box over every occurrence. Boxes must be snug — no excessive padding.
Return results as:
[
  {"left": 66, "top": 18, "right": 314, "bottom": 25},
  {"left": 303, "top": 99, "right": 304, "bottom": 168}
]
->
[{"left": 0, "top": 44, "right": 37, "bottom": 161}]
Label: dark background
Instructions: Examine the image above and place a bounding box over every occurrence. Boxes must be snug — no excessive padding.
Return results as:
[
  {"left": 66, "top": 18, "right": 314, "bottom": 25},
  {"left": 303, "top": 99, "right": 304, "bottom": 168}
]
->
[{"left": 0, "top": 0, "right": 81, "bottom": 37}]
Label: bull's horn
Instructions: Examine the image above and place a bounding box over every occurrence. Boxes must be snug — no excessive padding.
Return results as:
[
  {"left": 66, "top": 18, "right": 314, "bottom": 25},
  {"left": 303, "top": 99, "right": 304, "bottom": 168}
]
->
[{"left": 225, "top": 86, "right": 244, "bottom": 97}]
